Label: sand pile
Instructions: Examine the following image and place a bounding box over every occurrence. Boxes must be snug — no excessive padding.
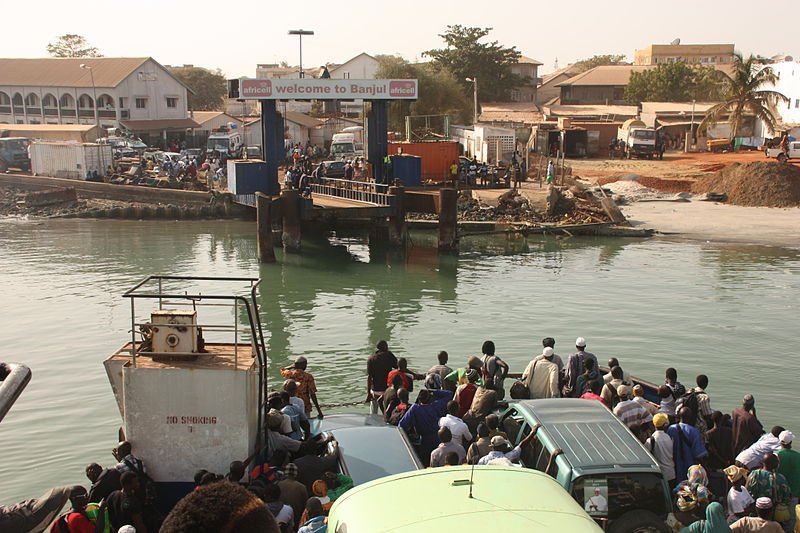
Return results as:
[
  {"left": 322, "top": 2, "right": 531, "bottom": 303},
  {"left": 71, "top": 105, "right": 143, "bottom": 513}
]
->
[{"left": 692, "top": 162, "right": 800, "bottom": 207}]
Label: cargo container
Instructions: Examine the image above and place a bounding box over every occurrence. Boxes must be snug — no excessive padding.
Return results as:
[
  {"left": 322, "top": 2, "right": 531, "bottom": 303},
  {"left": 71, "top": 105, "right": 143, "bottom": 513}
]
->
[
  {"left": 390, "top": 155, "right": 422, "bottom": 187},
  {"left": 30, "top": 141, "right": 113, "bottom": 180},
  {"left": 226, "top": 160, "right": 279, "bottom": 196},
  {"left": 388, "top": 141, "right": 459, "bottom": 182}
]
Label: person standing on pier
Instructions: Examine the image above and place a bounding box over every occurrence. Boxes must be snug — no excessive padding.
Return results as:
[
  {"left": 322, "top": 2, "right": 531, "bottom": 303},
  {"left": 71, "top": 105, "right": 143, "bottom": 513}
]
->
[
  {"left": 366, "top": 341, "right": 397, "bottom": 415},
  {"left": 732, "top": 395, "right": 764, "bottom": 455},
  {"left": 565, "top": 338, "right": 597, "bottom": 398},
  {"left": 668, "top": 407, "right": 708, "bottom": 483},
  {"left": 281, "top": 357, "right": 324, "bottom": 420}
]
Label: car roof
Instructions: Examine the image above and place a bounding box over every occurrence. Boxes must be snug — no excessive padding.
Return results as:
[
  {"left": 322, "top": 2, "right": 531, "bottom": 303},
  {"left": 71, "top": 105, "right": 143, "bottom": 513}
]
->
[
  {"left": 314, "top": 414, "right": 423, "bottom": 485},
  {"left": 328, "top": 466, "right": 603, "bottom": 532},
  {"left": 512, "top": 399, "right": 660, "bottom": 472}
]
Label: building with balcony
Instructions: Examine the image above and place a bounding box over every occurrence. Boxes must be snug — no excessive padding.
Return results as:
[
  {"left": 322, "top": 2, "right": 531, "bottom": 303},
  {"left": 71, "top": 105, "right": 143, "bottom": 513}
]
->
[
  {"left": 634, "top": 43, "right": 735, "bottom": 66},
  {"left": 0, "top": 57, "right": 198, "bottom": 143}
]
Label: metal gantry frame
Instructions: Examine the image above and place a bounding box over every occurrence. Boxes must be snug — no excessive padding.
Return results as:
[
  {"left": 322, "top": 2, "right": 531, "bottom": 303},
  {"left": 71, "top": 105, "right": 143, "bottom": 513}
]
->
[{"left": 122, "top": 275, "right": 269, "bottom": 453}]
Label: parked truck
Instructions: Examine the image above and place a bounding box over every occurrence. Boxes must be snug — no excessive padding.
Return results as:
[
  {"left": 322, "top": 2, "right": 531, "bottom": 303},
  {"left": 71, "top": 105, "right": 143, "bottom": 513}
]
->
[
  {"left": 329, "top": 126, "right": 364, "bottom": 160},
  {"left": 765, "top": 141, "right": 800, "bottom": 162},
  {"left": 0, "top": 137, "right": 31, "bottom": 172},
  {"left": 617, "top": 119, "right": 659, "bottom": 160},
  {"left": 206, "top": 126, "right": 243, "bottom": 158}
]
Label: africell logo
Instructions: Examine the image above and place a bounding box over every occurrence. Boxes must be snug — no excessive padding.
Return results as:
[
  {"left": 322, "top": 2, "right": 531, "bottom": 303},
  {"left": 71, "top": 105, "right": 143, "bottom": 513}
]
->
[
  {"left": 389, "top": 81, "right": 416, "bottom": 97},
  {"left": 242, "top": 80, "right": 272, "bottom": 97}
]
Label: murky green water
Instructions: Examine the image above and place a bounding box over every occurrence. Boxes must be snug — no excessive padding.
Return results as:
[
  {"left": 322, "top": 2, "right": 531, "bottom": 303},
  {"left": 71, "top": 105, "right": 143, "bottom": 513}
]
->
[{"left": 0, "top": 218, "right": 798, "bottom": 503}]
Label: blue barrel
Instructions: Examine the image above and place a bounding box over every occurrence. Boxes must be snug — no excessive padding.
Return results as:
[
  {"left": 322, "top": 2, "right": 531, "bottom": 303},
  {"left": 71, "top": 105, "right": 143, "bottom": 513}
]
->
[
  {"left": 228, "top": 160, "right": 279, "bottom": 195},
  {"left": 390, "top": 155, "right": 422, "bottom": 187}
]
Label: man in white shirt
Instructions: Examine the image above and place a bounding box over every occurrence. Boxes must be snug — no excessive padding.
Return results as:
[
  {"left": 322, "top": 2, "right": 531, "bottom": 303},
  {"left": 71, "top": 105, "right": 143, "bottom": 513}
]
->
[
  {"left": 736, "top": 427, "right": 783, "bottom": 469},
  {"left": 645, "top": 413, "right": 675, "bottom": 485},
  {"left": 522, "top": 348, "right": 560, "bottom": 399},
  {"left": 725, "top": 465, "right": 754, "bottom": 524},
  {"left": 477, "top": 431, "right": 540, "bottom": 465},
  {"left": 439, "top": 400, "right": 473, "bottom": 447},
  {"left": 585, "top": 488, "right": 608, "bottom": 513}
]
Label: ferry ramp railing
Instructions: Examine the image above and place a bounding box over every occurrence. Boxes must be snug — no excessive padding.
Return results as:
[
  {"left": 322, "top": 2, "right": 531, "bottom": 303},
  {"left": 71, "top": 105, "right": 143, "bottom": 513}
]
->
[{"left": 312, "top": 177, "right": 392, "bottom": 205}]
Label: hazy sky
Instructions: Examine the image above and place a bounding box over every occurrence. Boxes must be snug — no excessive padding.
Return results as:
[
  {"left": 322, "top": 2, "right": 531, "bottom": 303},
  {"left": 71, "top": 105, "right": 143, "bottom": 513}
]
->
[{"left": 0, "top": 0, "right": 794, "bottom": 78}]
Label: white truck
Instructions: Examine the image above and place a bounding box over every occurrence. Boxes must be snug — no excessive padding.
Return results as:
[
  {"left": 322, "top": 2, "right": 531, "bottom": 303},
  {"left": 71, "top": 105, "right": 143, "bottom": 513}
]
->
[
  {"left": 765, "top": 141, "right": 800, "bottom": 162},
  {"left": 329, "top": 126, "right": 364, "bottom": 160},
  {"left": 206, "top": 127, "right": 243, "bottom": 158},
  {"left": 617, "top": 119, "right": 659, "bottom": 160}
]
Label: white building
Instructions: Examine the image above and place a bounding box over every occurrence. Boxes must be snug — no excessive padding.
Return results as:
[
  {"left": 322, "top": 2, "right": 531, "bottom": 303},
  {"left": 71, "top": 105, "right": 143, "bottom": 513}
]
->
[
  {"left": 0, "top": 57, "right": 197, "bottom": 143},
  {"left": 758, "top": 60, "right": 800, "bottom": 137},
  {"left": 328, "top": 53, "right": 378, "bottom": 80}
]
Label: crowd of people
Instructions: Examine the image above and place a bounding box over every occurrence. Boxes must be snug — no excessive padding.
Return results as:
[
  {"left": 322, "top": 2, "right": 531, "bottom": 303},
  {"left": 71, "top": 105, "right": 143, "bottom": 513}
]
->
[
  {"left": 366, "top": 337, "right": 799, "bottom": 533},
  {"left": 37, "top": 336, "right": 798, "bottom": 533}
]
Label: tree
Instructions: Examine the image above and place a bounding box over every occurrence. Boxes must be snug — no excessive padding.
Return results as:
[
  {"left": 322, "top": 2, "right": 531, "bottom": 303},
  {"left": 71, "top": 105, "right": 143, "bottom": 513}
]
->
[
  {"left": 424, "top": 26, "right": 524, "bottom": 103},
  {"left": 624, "top": 62, "right": 727, "bottom": 105},
  {"left": 46, "top": 34, "right": 102, "bottom": 58},
  {"left": 168, "top": 66, "right": 227, "bottom": 111},
  {"left": 375, "top": 55, "right": 472, "bottom": 131},
  {"left": 572, "top": 54, "right": 627, "bottom": 73},
  {"left": 700, "top": 53, "right": 788, "bottom": 140}
]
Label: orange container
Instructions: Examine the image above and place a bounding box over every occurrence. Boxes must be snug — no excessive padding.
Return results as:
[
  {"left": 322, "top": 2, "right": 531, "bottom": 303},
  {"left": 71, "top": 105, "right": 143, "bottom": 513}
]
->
[{"left": 388, "top": 141, "right": 460, "bottom": 182}]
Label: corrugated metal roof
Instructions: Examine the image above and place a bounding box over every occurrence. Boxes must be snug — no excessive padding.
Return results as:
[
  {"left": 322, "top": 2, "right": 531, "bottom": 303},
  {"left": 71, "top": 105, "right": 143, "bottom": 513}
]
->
[
  {"left": 120, "top": 118, "right": 200, "bottom": 131},
  {"left": 0, "top": 57, "right": 151, "bottom": 88},
  {"left": 641, "top": 101, "right": 718, "bottom": 114},
  {"left": 556, "top": 66, "right": 652, "bottom": 87},
  {"left": 190, "top": 111, "right": 241, "bottom": 126},
  {"left": 0, "top": 124, "right": 96, "bottom": 132},
  {"left": 519, "top": 55, "right": 543, "bottom": 66},
  {"left": 545, "top": 104, "right": 639, "bottom": 117},
  {"left": 479, "top": 102, "right": 543, "bottom": 124},
  {"left": 285, "top": 111, "right": 324, "bottom": 129},
  {"left": 515, "top": 399, "right": 657, "bottom": 470}
]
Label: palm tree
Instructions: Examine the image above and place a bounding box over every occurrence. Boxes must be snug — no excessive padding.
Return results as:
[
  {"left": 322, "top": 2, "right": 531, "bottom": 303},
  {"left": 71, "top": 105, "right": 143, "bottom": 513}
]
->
[{"left": 700, "top": 53, "right": 788, "bottom": 140}]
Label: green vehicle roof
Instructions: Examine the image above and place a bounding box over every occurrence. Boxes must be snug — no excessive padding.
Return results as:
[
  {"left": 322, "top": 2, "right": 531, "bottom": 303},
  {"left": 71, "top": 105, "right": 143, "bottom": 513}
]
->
[
  {"left": 327, "top": 465, "right": 604, "bottom": 532},
  {"left": 511, "top": 399, "right": 661, "bottom": 473}
]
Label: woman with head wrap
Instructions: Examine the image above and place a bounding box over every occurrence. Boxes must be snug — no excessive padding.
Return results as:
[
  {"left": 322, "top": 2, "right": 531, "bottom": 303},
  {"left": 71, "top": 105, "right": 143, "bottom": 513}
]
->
[{"left": 679, "top": 502, "right": 731, "bottom": 533}]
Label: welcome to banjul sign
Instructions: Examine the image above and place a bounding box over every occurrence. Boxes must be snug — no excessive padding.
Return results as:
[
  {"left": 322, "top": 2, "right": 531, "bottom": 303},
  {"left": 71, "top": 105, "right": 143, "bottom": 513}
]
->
[{"left": 238, "top": 79, "right": 418, "bottom": 100}]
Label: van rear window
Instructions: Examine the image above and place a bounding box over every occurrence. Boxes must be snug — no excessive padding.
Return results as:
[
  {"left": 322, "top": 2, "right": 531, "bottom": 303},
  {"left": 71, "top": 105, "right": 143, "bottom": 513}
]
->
[{"left": 571, "top": 473, "right": 668, "bottom": 520}]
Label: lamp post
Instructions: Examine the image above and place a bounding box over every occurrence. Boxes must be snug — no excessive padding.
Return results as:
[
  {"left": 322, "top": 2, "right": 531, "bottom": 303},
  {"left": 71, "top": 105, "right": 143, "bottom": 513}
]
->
[
  {"left": 80, "top": 63, "right": 98, "bottom": 126},
  {"left": 465, "top": 77, "right": 478, "bottom": 125},
  {"left": 288, "top": 29, "right": 314, "bottom": 78}
]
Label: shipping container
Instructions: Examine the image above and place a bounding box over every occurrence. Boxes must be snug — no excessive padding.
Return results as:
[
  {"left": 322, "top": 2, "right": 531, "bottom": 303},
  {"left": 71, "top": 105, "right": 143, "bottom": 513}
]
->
[
  {"left": 226, "top": 160, "right": 279, "bottom": 195},
  {"left": 388, "top": 141, "right": 459, "bottom": 182},
  {"left": 30, "top": 141, "right": 113, "bottom": 180},
  {"left": 390, "top": 155, "right": 422, "bottom": 187}
]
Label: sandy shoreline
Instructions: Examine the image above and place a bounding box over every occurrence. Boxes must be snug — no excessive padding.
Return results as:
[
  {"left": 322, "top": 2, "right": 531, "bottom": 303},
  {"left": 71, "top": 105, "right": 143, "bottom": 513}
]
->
[{"left": 622, "top": 200, "right": 800, "bottom": 249}]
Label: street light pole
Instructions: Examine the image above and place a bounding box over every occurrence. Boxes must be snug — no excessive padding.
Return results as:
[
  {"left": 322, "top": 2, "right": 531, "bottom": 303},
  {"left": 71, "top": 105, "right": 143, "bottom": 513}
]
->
[
  {"left": 80, "top": 64, "right": 98, "bottom": 127},
  {"left": 465, "top": 77, "right": 478, "bottom": 125},
  {"left": 288, "top": 29, "right": 314, "bottom": 78}
]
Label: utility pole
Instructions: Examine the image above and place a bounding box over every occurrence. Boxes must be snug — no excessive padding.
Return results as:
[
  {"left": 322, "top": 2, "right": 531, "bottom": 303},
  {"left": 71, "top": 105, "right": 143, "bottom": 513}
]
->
[
  {"left": 80, "top": 63, "right": 98, "bottom": 126},
  {"left": 288, "top": 29, "right": 314, "bottom": 78},
  {"left": 465, "top": 77, "right": 478, "bottom": 125}
]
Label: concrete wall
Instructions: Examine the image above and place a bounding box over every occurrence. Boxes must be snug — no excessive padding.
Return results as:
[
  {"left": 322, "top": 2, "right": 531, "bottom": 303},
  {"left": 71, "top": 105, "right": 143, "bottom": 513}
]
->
[
  {"left": 0, "top": 173, "right": 211, "bottom": 205},
  {"left": 122, "top": 364, "right": 258, "bottom": 482}
]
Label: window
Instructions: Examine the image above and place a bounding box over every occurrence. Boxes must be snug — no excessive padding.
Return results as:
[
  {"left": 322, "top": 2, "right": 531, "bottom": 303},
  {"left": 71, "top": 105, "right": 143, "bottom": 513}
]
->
[
  {"left": 795, "top": 99, "right": 799, "bottom": 109},
  {"left": 119, "top": 97, "right": 127, "bottom": 109},
  {"left": 135, "top": 98, "right": 147, "bottom": 109},
  {"left": 166, "top": 97, "right": 178, "bottom": 108}
]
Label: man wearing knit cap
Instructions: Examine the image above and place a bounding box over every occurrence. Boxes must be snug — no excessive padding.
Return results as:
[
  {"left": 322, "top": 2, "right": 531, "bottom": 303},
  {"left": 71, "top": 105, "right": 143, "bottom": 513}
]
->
[
  {"left": 732, "top": 394, "right": 764, "bottom": 454},
  {"left": 725, "top": 465, "right": 754, "bottom": 523},
  {"left": 730, "top": 497, "right": 783, "bottom": 532},
  {"left": 613, "top": 384, "right": 652, "bottom": 433},
  {"left": 645, "top": 413, "right": 675, "bottom": 486},
  {"left": 564, "top": 337, "right": 597, "bottom": 398},
  {"left": 522, "top": 347, "right": 560, "bottom": 399},
  {"left": 777, "top": 430, "right": 800, "bottom": 533}
]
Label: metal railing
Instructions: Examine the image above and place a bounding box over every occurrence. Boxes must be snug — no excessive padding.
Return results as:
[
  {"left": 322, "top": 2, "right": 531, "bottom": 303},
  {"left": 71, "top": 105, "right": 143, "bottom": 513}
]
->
[
  {"left": 0, "top": 363, "right": 32, "bottom": 423},
  {"left": 312, "top": 177, "right": 392, "bottom": 205},
  {"left": 122, "top": 275, "right": 268, "bottom": 452},
  {"left": 235, "top": 193, "right": 256, "bottom": 207}
]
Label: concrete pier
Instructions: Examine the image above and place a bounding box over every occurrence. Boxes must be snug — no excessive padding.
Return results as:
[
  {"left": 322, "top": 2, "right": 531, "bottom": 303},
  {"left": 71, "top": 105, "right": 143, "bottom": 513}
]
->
[
  {"left": 438, "top": 188, "right": 458, "bottom": 252},
  {"left": 257, "top": 193, "right": 275, "bottom": 263},
  {"left": 281, "top": 188, "right": 302, "bottom": 252}
]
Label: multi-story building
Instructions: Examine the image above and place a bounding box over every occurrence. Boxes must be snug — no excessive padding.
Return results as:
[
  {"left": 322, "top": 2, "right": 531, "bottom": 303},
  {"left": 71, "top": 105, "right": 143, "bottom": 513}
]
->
[
  {"left": 755, "top": 59, "right": 800, "bottom": 136},
  {"left": 0, "top": 57, "right": 197, "bottom": 143},
  {"left": 634, "top": 43, "right": 735, "bottom": 66},
  {"left": 509, "top": 56, "right": 542, "bottom": 103},
  {"left": 557, "top": 66, "right": 651, "bottom": 105}
]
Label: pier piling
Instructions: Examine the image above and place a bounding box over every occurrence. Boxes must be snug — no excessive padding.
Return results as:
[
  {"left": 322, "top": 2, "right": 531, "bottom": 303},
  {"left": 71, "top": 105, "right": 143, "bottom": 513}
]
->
[
  {"left": 257, "top": 193, "right": 275, "bottom": 263},
  {"left": 438, "top": 188, "right": 458, "bottom": 252}
]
